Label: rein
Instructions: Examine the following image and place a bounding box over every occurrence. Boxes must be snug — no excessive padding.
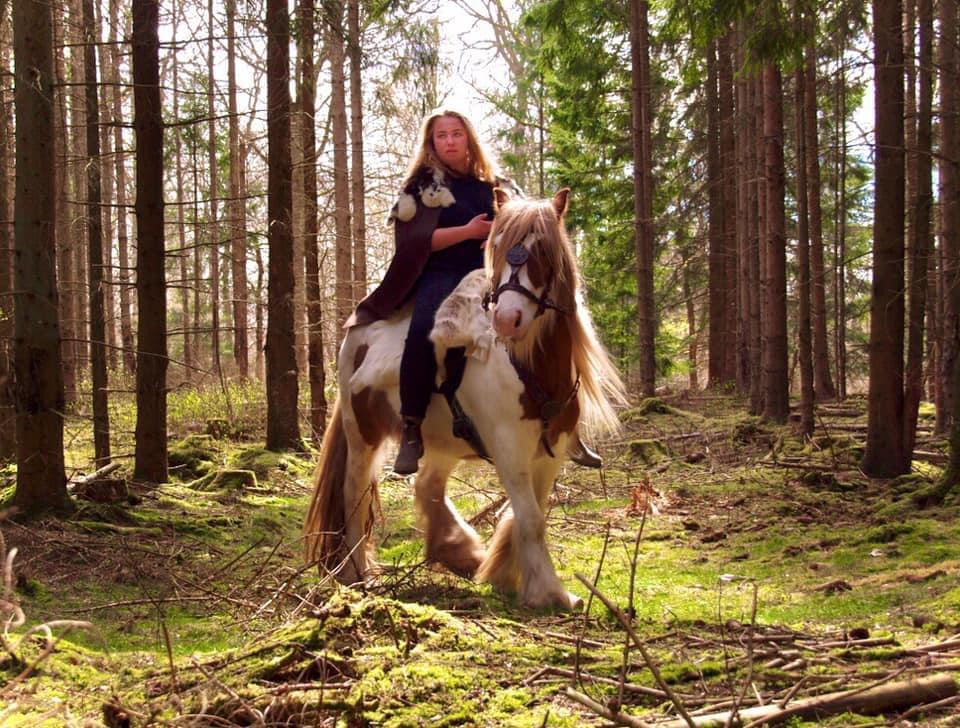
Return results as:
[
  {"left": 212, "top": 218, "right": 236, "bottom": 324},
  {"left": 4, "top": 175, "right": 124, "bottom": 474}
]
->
[{"left": 482, "top": 242, "right": 570, "bottom": 318}]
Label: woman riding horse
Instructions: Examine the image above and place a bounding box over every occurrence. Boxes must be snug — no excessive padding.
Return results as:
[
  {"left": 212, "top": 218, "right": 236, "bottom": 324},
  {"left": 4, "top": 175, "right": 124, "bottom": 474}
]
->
[{"left": 345, "top": 107, "right": 600, "bottom": 474}]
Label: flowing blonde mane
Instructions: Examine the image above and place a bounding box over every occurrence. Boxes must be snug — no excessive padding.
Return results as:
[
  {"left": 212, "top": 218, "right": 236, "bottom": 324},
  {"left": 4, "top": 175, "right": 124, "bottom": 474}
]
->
[{"left": 485, "top": 198, "right": 627, "bottom": 436}]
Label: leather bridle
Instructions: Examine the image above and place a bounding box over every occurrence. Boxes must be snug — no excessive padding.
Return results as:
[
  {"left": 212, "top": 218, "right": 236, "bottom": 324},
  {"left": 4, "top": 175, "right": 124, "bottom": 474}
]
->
[{"left": 482, "top": 241, "right": 570, "bottom": 318}]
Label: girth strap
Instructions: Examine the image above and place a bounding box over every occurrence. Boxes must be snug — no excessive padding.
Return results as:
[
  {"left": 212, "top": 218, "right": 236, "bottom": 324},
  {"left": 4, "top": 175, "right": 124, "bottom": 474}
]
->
[
  {"left": 508, "top": 352, "right": 580, "bottom": 458},
  {"left": 438, "top": 347, "right": 492, "bottom": 462}
]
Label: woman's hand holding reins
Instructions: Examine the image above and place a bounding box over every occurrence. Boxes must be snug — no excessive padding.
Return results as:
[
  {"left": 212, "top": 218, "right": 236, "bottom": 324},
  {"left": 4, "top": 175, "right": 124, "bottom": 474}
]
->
[{"left": 430, "top": 213, "right": 493, "bottom": 251}]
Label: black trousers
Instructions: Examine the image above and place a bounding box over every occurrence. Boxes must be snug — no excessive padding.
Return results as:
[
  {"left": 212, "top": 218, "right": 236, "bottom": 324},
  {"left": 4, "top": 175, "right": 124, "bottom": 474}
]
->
[{"left": 399, "top": 268, "right": 468, "bottom": 420}]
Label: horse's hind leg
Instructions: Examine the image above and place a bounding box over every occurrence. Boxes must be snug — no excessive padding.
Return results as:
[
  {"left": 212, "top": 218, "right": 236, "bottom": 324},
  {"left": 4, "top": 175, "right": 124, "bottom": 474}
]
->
[
  {"left": 338, "top": 443, "right": 381, "bottom": 585},
  {"left": 415, "top": 455, "right": 485, "bottom": 578}
]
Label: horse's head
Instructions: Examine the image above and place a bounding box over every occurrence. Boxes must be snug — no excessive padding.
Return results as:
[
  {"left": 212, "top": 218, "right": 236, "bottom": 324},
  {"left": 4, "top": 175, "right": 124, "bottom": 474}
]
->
[{"left": 484, "top": 189, "right": 578, "bottom": 342}]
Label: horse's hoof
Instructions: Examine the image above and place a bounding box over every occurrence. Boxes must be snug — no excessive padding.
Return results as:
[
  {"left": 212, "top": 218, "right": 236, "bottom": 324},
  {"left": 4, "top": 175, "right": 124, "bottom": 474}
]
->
[{"left": 567, "top": 591, "right": 584, "bottom": 611}]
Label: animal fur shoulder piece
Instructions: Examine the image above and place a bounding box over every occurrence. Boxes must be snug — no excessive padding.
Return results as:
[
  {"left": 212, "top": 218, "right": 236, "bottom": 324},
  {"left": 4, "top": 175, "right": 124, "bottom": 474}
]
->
[
  {"left": 387, "top": 165, "right": 456, "bottom": 225},
  {"left": 430, "top": 269, "right": 495, "bottom": 362}
]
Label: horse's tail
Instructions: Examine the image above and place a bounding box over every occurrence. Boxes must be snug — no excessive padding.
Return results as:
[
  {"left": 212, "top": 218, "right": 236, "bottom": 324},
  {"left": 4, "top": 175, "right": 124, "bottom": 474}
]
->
[
  {"left": 570, "top": 305, "right": 629, "bottom": 437},
  {"left": 304, "top": 396, "right": 348, "bottom": 569}
]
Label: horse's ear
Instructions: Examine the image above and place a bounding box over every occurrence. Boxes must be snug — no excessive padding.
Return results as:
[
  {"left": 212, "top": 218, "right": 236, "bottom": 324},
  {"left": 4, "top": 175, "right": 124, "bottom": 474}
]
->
[
  {"left": 493, "top": 187, "right": 510, "bottom": 212},
  {"left": 553, "top": 188, "right": 570, "bottom": 218}
]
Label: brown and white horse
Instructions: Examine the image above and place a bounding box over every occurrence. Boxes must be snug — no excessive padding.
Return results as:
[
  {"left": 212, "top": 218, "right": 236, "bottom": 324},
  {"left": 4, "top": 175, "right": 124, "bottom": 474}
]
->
[{"left": 304, "top": 189, "right": 626, "bottom": 609}]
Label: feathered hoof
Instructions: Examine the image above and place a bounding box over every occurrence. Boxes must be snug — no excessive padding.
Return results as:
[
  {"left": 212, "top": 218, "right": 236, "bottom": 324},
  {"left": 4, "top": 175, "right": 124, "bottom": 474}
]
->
[
  {"left": 522, "top": 587, "right": 584, "bottom": 611},
  {"left": 428, "top": 535, "right": 486, "bottom": 579}
]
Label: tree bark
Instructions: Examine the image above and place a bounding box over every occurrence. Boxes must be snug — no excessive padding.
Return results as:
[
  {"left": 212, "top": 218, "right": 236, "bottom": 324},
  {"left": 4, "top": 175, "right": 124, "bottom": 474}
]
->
[
  {"left": 227, "top": 0, "right": 248, "bottom": 380},
  {"left": 940, "top": 0, "right": 960, "bottom": 486},
  {"left": 631, "top": 0, "right": 656, "bottom": 397},
  {"left": 300, "top": 0, "right": 327, "bottom": 442},
  {"left": 207, "top": 0, "right": 222, "bottom": 379},
  {"left": 706, "top": 39, "right": 726, "bottom": 388},
  {"left": 795, "top": 48, "right": 814, "bottom": 438},
  {"left": 735, "top": 28, "right": 751, "bottom": 394},
  {"left": 83, "top": 0, "right": 110, "bottom": 466},
  {"left": 834, "top": 43, "right": 848, "bottom": 400},
  {"left": 348, "top": 0, "right": 367, "bottom": 305},
  {"left": 749, "top": 72, "right": 764, "bottom": 415},
  {"left": 328, "top": 0, "right": 352, "bottom": 336},
  {"left": 53, "top": 11, "right": 76, "bottom": 405},
  {"left": 805, "top": 36, "right": 836, "bottom": 401},
  {"left": 266, "top": 0, "right": 301, "bottom": 450},
  {"left": 172, "top": 0, "right": 191, "bottom": 383},
  {"left": 862, "top": 0, "right": 907, "bottom": 477},
  {"left": 132, "top": 0, "right": 168, "bottom": 483},
  {"left": 718, "top": 30, "right": 738, "bottom": 385},
  {"left": 762, "top": 63, "right": 789, "bottom": 423},
  {"left": 69, "top": 0, "right": 89, "bottom": 376},
  {"left": 111, "top": 0, "right": 135, "bottom": 375},
  {"left": 12, "top": 0, "right": 70, "bottom": 513},
  {"left": 903, "top": 0, "right": 933, "bottom": 461},
  {"left": 0, "top": 26, "right": 16, "bottom": 459}
]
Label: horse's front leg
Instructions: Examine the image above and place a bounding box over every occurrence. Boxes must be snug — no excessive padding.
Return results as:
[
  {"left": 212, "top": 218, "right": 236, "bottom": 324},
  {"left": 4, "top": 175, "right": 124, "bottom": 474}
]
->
[
  {"left": 415, "top": 453, "right": 485, "bottom": 577},
  {"left": 478, "top": 452, "right": 578, "bottom": 610}
]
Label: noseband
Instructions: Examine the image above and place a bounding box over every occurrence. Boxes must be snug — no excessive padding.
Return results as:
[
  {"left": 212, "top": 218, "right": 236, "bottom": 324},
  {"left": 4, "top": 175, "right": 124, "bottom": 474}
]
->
[{"left": 482, "top": 242, "right": 569, "bottom": 317}]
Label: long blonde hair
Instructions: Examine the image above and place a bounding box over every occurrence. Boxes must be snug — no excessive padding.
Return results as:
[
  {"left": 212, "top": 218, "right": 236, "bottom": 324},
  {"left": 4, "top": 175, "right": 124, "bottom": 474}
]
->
[{"left": 403, "top": 108, "right": 498, "bottom": 186}]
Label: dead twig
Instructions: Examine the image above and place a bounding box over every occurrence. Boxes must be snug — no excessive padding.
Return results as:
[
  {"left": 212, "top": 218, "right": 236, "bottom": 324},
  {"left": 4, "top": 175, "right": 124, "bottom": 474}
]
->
[
  {"left": 564, "top": 687, "right": 653, "bottom": 728},
  {"left": 574, "top": 572, "right": 697, "bottom": 728}
]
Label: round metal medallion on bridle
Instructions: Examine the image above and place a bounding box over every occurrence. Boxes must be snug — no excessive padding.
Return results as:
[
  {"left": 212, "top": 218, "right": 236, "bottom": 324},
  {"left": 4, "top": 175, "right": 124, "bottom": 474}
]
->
[{"left": 506, "top": 243, "right": 529, "bottom": 267}]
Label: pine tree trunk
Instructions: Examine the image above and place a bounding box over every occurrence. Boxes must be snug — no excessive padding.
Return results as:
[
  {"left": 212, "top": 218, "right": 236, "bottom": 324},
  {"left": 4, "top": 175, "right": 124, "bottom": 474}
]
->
[
  {"left": 172, "top": 0, "right": 190, "bottom": 383},
  {"left": 706, "top": 39, "right": 725, "bottom": 388},
  {"left": 111, "top": 0, "right": 135, "bottom": 374},
  {"left": 795, "top": 44, "right": 815, "bottom": 438},
  {"left": 266, "top": 0, "right": 301, "bottom": 450},
  {"left": 749, "top": 72, "right": 764, "bottom": 415},
  {"left": 82, "top": 0, "right": 110, "bottom": 466},
  {"left": 735, "top": 28, "right": 751, "bottom": 393},
  {"left": 300, "top": 0, "right": 327, "bottom": 442},
  {"left": 762, "top": 62, "right": 789, "bottom": 423},
  {"left": 12, "top": 0, "right": 69, "bottom": 512},
  {"left": 132, "top": 0, "right": 168, "bottom": 483},
  {"left": 805, "top": 37, "right": 836, "bottom": 401},
  {"left": 53, "top": 12, "right": 77, "bottom": 404},
  {"left": 903, "top": 0, "right": 933, "bottom": 461},
  {"left": 348, "top": 0, "right": 366, "bottom": 305},
  {"left": 328, "top": 1, "right": 352, "bottom": 336},
  {"left": 834, "top": 45, "right": 848, "bottom": 400},
  {"left": 69, "top": 0, "right": 89, "bottom": 375},
  {"left": 631, "top": 0, "right": 656, "bottom": 397},
  {"left": 718, "top": 30, "right": 738, "bottom": 385},
  {"left": 862, "top": 0, "right": 907, "bottom": 477},
  {"left": 291, "top": 99, "right": 308, "bottom": 377},
  {"left": 98, "top": 57, "right": 118, "bottom": 373},
  {"left": 227, "top": 0, "right": 248, "bottom": 379},
  {"left": 207, "top": 0, "right": 221, "bottom": 379},
  {"left": 938, "top": 0, "right": 959, "bottom": 438},
  {"left": 0, "top": 30, "right": 16, "bottom": 459}
]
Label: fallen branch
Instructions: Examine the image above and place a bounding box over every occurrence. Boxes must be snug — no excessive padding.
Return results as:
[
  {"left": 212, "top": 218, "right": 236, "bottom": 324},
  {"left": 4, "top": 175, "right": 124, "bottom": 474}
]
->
[
  {"left": 574, "top": 572, "right": 696, "bottom": 728},
  {"left": 656, "top": 673, "right": 957, "bottom": 727},
  {"left": 564, "top": 687, "right": 653, "bottom": 728}
]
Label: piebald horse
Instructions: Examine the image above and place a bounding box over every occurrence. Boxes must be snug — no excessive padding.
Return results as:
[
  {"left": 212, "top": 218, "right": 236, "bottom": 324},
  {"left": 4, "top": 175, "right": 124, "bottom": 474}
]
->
[{"left": 304, "top": 189, "right": 626, "bottom": 609}]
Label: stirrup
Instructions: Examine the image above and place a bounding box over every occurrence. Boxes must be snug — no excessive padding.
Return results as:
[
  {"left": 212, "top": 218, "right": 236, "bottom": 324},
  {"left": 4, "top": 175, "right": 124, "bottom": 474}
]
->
[
  {"left": 569, "top": 437, "right": 602, "bottom": 469},
  {"left": 393, "top": 418, "right": 423, "bottom": 475}
]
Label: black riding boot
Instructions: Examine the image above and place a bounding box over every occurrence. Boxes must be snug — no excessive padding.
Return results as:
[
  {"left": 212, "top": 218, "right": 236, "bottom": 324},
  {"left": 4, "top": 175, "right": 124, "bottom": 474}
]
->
[
  {"left": 569, "top": 434, "right": 602, "bottom": 468},
  {"left": 393, "top": 417, "right": 424, "bottom": 475}
]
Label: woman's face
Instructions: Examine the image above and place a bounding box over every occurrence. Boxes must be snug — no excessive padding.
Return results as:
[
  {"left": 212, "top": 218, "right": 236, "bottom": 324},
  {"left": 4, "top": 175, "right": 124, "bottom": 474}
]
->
[{"left": 431, "top": 115, "right": 470, "bottom": 173}]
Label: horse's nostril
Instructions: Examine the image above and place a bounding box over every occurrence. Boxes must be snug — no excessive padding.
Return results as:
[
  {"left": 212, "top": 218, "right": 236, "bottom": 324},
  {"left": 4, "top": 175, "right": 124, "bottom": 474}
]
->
[{"left": 513, "top": 311, "right": 522, "bottom": 329}]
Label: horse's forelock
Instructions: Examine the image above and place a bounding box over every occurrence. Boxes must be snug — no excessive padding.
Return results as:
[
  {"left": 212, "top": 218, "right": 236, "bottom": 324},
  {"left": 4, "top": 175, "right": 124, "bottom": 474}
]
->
[{"left": 487, "top": 198, "right": 579, "bottom": 300}]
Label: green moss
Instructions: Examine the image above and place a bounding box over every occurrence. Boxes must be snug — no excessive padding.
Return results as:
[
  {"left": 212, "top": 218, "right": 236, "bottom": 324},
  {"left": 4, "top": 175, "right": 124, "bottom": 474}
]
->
[
  {"left": 190, "top": 469, "right": 258, "bottom": 493},
  {"left": 167, "top": 434, "right": 221, "bottom": 480},
  {"left": 628, "top": 439, "right": 669, "bottom": 465}
]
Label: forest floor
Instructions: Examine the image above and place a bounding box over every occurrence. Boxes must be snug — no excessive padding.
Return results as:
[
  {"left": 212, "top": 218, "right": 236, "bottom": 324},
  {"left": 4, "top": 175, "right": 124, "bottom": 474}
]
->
[{"left": 1, "top": 390, "right": 959, "bottom": 727}]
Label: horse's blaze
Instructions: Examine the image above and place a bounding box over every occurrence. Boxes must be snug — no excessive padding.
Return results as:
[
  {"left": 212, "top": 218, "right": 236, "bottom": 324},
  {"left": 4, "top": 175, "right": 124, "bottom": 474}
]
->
[{"left": 351, "top": 386, "right": 399, "bottom": 446}]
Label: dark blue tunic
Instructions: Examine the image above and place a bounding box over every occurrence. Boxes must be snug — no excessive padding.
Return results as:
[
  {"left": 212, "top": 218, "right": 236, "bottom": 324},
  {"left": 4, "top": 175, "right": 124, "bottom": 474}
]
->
[{"left": 400, "top": 175, "right": 494, "bottom": 420}]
